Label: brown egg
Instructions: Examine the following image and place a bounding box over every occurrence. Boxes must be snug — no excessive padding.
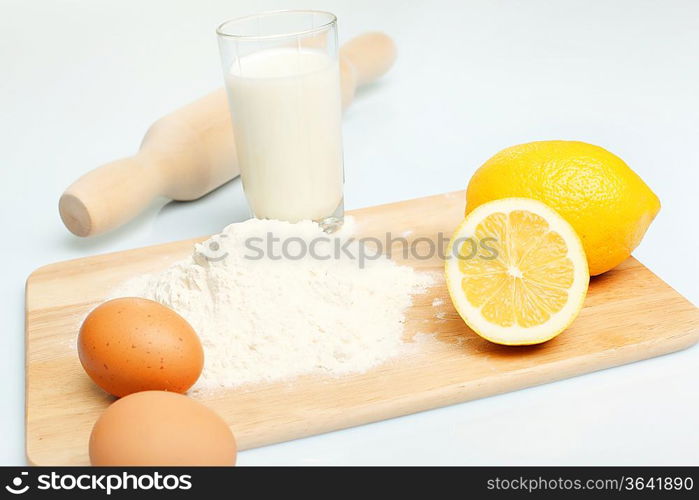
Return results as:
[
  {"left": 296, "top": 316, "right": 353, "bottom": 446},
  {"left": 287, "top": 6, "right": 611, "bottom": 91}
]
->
[
  {"left": 89, "top": 391, "right": 237, "bottom": 465},
  {"left": 78, "top": 297, "right": 204, "bottom": 397}
]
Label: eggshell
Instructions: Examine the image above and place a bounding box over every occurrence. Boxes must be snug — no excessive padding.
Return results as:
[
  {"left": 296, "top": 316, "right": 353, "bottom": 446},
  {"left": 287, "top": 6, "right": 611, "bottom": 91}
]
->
[
  {"left": 78, "top": 297, "right": 204, "bottom": 397},
  {"left": 89, "top": 391, "right": 236, "bottom": 466}
]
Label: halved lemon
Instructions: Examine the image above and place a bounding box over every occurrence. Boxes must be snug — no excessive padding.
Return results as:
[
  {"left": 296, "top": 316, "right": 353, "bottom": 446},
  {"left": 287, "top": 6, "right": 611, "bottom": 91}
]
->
[{"left": 445, "top": 198, "right": 589, "bottom": 345}]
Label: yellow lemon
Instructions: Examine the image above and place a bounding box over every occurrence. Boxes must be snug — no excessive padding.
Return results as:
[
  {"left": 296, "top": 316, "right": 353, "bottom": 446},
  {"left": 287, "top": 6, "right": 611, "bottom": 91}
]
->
[
  {"left": 445, "top": 198, "right": 589, "bottom": 345},
  {"left": 465, "top": 141, "right": 660, "bottom": 275}
]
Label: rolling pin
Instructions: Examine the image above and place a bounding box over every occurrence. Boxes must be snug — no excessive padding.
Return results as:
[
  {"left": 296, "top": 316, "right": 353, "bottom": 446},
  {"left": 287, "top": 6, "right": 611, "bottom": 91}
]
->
[{"left": 59, "top": 32, "right": 397, "bottom": 237}]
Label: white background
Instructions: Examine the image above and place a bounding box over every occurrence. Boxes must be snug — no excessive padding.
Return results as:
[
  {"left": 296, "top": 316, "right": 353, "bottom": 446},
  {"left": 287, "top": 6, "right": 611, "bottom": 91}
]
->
[{"left": 1, "top": 0, "right": 698, "bottom": 465}]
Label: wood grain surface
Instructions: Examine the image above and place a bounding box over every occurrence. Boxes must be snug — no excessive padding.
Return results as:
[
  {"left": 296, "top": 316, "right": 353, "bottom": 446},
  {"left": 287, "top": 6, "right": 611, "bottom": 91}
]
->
[{"left": 26, "top": 190, "right": 699, "bottom": 465}]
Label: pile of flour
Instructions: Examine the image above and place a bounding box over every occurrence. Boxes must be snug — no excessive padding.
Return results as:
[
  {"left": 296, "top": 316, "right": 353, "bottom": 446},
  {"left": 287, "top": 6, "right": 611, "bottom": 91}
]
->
[{"left": 116, "top": 217, "right": 432, "bottom": 391}]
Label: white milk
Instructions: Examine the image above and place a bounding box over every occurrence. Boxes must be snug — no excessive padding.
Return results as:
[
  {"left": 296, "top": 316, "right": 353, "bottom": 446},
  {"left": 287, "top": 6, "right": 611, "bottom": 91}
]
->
[{"left": 226, "top": 48, "right": 344, "bottom": 223}]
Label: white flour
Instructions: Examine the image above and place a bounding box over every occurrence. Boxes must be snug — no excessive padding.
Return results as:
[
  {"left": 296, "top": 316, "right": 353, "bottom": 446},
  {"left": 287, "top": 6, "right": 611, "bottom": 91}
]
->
[{"left": 116, "top": 217, "right": 432, "bottom": 392}]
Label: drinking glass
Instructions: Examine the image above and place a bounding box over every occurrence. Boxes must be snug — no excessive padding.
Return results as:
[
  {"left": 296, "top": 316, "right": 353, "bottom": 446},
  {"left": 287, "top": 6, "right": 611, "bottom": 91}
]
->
[{"left": 217, "top": 10, "right": 344, "bottom": 231}]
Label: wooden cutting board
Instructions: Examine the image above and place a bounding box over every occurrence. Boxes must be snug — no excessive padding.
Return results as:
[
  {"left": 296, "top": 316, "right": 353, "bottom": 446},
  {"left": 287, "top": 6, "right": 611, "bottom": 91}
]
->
[{"left": 26, "top": 191, "right": 699, "bottom": 465}]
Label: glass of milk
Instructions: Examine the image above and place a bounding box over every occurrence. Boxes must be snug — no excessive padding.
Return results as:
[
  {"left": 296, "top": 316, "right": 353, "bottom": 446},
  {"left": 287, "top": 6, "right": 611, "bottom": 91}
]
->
[{"left": 217, "top": 10, "right": 344, "bottom": 232}]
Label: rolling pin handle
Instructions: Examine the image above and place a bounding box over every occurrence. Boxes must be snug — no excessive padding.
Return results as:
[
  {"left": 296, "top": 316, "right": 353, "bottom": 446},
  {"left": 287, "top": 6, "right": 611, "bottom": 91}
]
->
[
  {"left": 59, "top": 155, "right": 162, "bottom": 237},
  {"left": 339, "top": 32, "right": 397, "bottom": 87}
]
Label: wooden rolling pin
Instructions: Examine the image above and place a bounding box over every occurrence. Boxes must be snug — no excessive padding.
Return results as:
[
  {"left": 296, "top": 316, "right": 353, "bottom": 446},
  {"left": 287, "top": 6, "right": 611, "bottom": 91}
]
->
[{"left": 60, "top": 32, "right": 397, "bottom": 237}]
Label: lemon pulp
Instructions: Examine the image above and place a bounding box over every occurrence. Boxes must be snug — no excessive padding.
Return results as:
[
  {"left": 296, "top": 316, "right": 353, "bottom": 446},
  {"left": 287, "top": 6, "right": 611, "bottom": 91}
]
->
[{"left": 446, "top": 198, "right": 589, "bottom": 345}]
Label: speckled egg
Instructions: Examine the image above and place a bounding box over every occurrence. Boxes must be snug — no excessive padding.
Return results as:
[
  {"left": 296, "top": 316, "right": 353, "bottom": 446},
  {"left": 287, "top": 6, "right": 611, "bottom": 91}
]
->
[{"left": 78, "top": 297, "right": 204, "bottom": 397}]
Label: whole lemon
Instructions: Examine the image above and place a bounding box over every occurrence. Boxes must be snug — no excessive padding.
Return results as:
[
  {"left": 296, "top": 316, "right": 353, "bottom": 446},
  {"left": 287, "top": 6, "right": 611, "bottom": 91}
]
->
[{"left": 465, "top": 141, "right": 660, "bottom": 275}]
